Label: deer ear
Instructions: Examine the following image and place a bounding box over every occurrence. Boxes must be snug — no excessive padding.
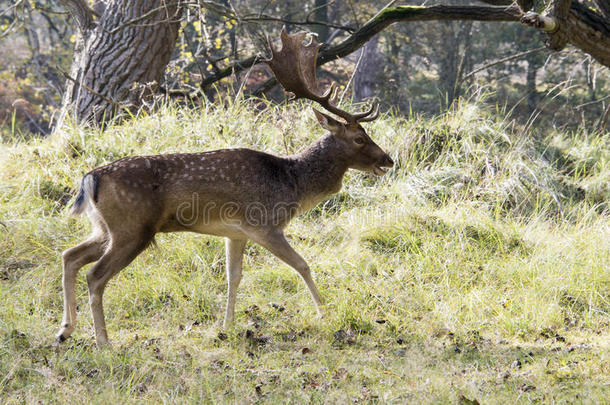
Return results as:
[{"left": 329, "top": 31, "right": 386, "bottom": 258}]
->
[{"left": 313, "top": 108, "right": 343, "bottom": 135}]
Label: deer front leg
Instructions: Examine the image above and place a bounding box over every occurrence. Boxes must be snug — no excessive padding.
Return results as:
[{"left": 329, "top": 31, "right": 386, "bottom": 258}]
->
[
  {"left": 223, "top": 238, "right": 247, "bottom": 328},
  {"left": 249, "top": 230, "right": 324, "bottom": 316}
]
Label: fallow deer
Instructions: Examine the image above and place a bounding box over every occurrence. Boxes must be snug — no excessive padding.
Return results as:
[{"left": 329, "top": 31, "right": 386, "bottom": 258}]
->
[{"left": 56, "top": 29, "right": 394, "bottom": 346}]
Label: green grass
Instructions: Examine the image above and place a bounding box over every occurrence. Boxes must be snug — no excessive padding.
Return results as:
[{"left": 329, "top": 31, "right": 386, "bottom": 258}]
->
[{"left": 0, "top": 98, "right": 609, "bottom": 403}]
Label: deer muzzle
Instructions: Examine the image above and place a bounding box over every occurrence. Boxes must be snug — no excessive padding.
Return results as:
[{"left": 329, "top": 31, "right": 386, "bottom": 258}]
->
[{"left": 373, "top": 154, "right": 394, "bottom": 176}]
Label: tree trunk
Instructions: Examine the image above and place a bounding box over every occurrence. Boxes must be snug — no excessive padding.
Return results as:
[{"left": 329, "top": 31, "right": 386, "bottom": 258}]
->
[
  {"left": 57, "top": 0, "right": 182, "bottom": 128},
  {"left": 353, "top": 35, "right": 379, "bottom": 102},
  {"left": 312, "top": 0, "right": 329, "bottom": 43},
  {"left": 526, "top": 56, "right": 538, "bottom": 113},
  {"left": 438, "top": 22, "right": 459, "bottom": 107},
  {"left": 437, "top": 21, "right": 473, "bottom": 108}
]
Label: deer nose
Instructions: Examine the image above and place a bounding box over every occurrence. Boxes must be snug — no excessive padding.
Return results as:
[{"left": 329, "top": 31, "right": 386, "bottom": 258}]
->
[{"left": 382, "top": 154, "right": 394, "bottom": 167}]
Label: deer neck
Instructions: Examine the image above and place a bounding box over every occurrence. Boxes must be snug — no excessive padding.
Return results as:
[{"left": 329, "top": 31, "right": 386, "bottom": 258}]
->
[{"left": 292, "top": 134, "right": 349, "bottom": 210}]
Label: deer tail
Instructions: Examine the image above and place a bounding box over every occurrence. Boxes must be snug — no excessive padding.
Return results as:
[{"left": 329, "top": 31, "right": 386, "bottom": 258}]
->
[{"left": 69, "top": 173, "right": 99, "bottom": 216}]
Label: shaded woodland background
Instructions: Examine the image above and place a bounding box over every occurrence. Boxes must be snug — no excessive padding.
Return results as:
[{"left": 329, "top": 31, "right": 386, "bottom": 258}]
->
[{"left": 0, "top": 0, "right": 609, "bottom": 136}]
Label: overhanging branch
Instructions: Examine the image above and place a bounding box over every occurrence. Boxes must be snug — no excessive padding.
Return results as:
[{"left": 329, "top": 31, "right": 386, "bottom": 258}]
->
[
  {"left": 475, "top": 0, "right": 512, "bottom": 5},
  {"left": 318, "top": 5, "right": 522, "bottom": 64},
  {"left": 201, "top": 4, "right": 522, "bottom": 90},
  {"left": 200, "top": 1, "right": 610, "bottom": 92}
]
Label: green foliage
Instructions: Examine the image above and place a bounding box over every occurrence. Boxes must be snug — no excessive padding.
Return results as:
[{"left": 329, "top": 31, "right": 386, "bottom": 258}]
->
[
  {"left": 0, "top": 0, "right": 74, "bottom": 136},
  {"left": 3, "top": 0, "right": 609, "bottom": 135},
  {"left": 0, "top": 99, "right": 608, "bottom": 402}
]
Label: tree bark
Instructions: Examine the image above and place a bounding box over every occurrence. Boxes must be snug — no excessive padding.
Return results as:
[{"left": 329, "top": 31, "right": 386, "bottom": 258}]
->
[
  {"left": 57, "top": 0, "right": 183, "bottom": 128},
  {"left": 562, "top": 5, "right": 610, "bottom": 67}
]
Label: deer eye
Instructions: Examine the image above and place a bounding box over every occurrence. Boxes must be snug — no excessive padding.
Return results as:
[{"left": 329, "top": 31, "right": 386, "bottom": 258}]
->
[{"left": 354, "top": 137, "right": 366, "bottom": 145}]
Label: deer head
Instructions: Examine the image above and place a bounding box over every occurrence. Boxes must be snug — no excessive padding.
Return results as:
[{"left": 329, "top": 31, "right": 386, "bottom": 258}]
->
[{"left": 266, "top": 28, "right": 394, "bottom": 176}]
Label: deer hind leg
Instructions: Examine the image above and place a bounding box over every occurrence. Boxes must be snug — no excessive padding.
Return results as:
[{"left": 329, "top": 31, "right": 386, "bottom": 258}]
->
[
  {"left": 248, "top": 230, "right": 324, "bottom": 315},
  {"left": 223, "top": 238, "right": 247, "bottom": 328},
  {"left": 56, "top": 234, "right": 107, "bottom": 344},
  {"left": 86, "top": 231, "right": 153, "bottom": 347}
]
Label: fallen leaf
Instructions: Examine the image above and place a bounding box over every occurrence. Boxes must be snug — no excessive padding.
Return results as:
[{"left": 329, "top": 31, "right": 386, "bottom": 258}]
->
[
  {"left": 333, "top": 367, "right": 348, "bottom": 380},
  {"left": 394, "top": 348, "right": 406, "bottom": 357},
  {"left": 520, "top": 384, "right": 536, "bottom": 392},
  {"left": 333, "top": 329, "right": 356, "bottom": 345},
  {"left": 85, "top": 368, "right": 99, "bottom": 378},
  {"left": 269, "top": 302, "right": 285, "bottom": 312},
  {"left": 245, "top": 329, "right": 271, "bottom": 346},
  {"left": 458, "top": 393, "right": 480, "bottom": 405}
]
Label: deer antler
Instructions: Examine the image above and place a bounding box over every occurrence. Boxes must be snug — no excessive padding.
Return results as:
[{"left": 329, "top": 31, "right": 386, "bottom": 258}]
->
[{"left": 266, "top": 27, "right": 379, "bottom": 124}]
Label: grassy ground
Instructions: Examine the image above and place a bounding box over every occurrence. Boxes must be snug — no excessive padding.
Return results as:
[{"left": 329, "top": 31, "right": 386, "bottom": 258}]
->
[{"left": 0, "top": 99, "right": 609, "bottom": 403}]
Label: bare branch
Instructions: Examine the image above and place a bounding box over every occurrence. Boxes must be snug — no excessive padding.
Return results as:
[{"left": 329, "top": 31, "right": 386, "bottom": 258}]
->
[
  {"left": 57, "top": 66, "right": 120, "bottom": 108},
  {"left": 249, "top": 76, "right": 277, "bottom": 97},
  {"left": 201, "top": 4, "right": 522, "bottom": 90},
  {"left": 317, "top": 5, "right": 522, "bottom": 64},
  {"left": 476, "top": 0, "right": 535, "bottom": 12},
  {"left": 0, "top": 0, "right": 25, "bottom": 17},
  {"left": 590, "top": 0, "right": 610, "bottom": 19},
  {"left": 463, "top": 46, "right": 546, "bottom": 79},
  {"left": 33, "top": 4, "right": 73, "bottom": 16},
  {"left": 474, "top": 0, "right": 512, "bottom": 6},
  {"left": 575, "top": 94, "right": 610, "bottom": 109},
  {"left": 521, "top": 11, "right": 559, "bottom": 32},
  {"left": 201, "top": 55, "right": 259, "bottom": 89},
  {"left": 107, "top": 2, "right": 188, "bottom": 34},
  {"left": 201, "top": 1, "right": 610, "bottom": 93},
  {"left": 106, "top": 1, "right": 352, "bottom": 37},
  {"left": 199, "top": 0, "right": 234, "bottom": 17},
  {"left": 241, "top": 14, "right": 355, "bottom": 33}
]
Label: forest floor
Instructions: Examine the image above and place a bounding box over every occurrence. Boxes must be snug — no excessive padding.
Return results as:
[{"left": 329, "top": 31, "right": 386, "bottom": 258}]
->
[{"left": 1, "top": 100, "right": 608, "bottom": 403}]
